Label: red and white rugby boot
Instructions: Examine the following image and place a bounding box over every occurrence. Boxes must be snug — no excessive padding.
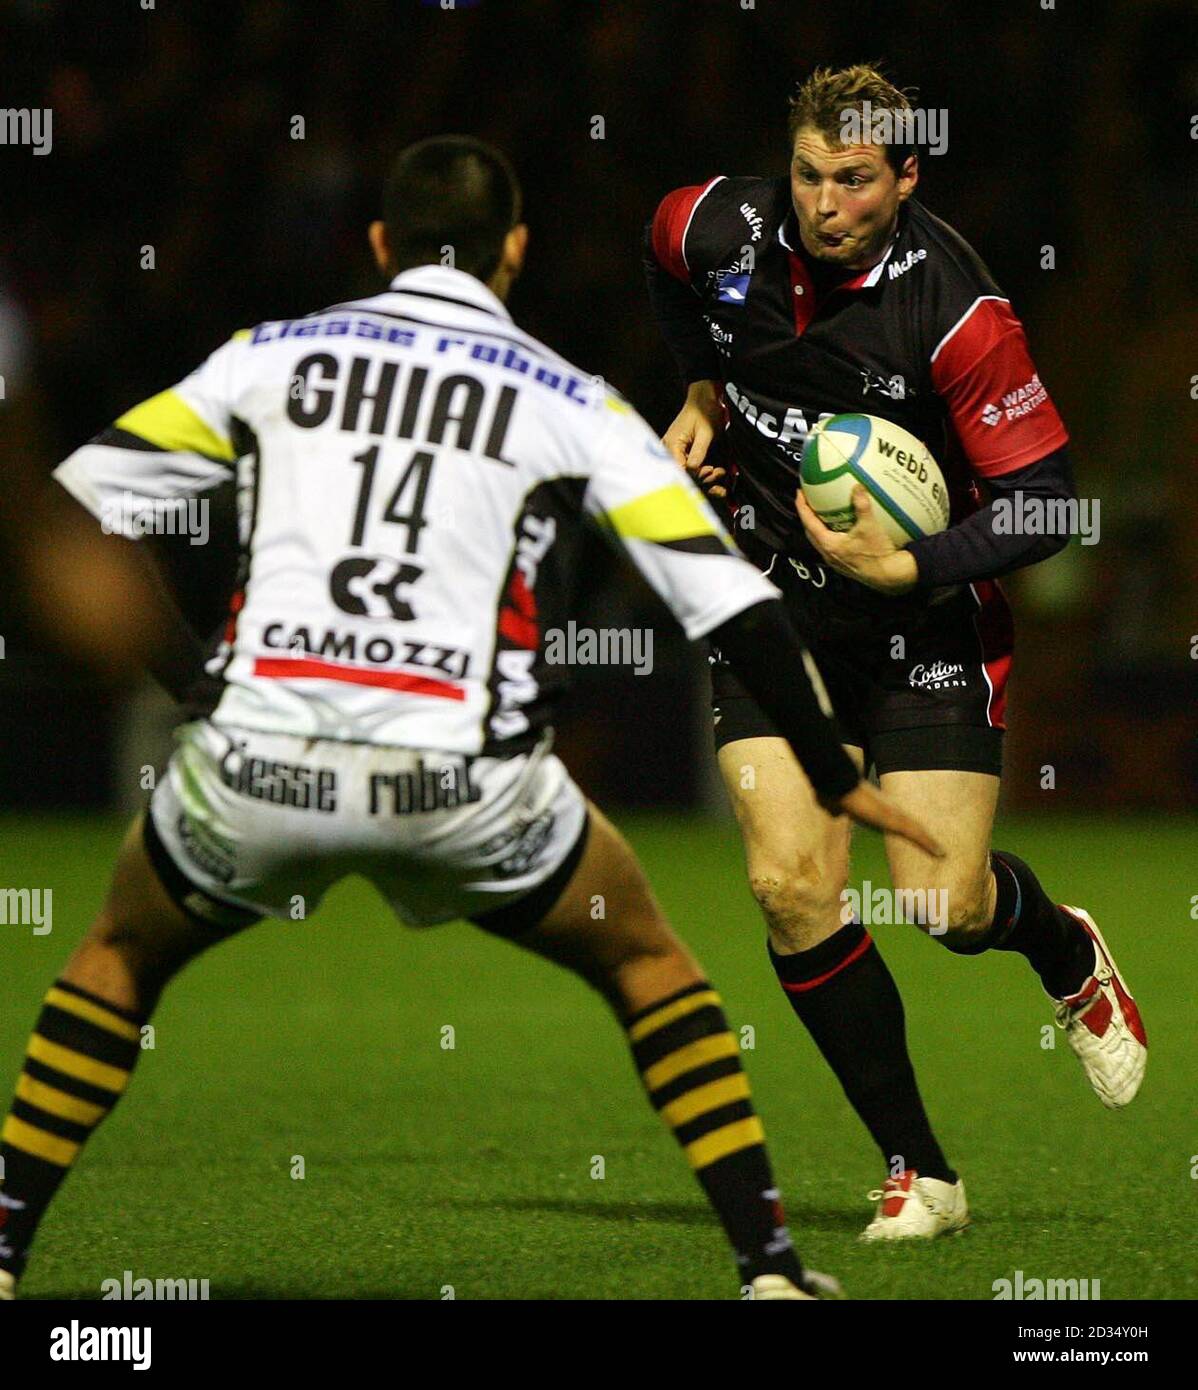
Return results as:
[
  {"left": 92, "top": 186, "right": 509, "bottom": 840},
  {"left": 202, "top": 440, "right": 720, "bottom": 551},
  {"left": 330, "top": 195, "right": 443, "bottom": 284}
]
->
[
  {"left": 1052, "top": 906, "right": 1147, "bottom": 1109},
  {"left": 860, "top": 1170, "right": 969, "bottom": 1241}
]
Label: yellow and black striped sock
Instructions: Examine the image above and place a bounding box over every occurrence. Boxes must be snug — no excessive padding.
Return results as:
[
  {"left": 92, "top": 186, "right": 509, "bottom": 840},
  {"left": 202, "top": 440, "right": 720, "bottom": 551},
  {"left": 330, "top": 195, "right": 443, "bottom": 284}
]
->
[
  {"left": 627, "top": 979, "right": 803, "bottom": 1287},
  {"left": 0, "top": 979, "right": 145, "bottom": 1278}
]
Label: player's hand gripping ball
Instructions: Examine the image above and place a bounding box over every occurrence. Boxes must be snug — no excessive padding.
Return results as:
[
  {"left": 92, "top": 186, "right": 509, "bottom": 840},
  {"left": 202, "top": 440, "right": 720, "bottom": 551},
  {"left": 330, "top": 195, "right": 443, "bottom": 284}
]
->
[{"left": 799, "top": 413, "right": 949, "bottom": 546}]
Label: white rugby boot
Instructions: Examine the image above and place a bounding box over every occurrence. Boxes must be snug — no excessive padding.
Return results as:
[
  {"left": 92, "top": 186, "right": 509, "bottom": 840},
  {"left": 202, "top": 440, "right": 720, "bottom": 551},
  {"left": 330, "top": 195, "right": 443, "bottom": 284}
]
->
[
  {"left": 749, "top": 1268, "right": 845, "bottom": 1300},
  {"left": 1052, "top": 906, "right": 1147, "bottom": 1109},
  {"left": 860, "top": 1170, "right": 969, "bottom": 1241}
]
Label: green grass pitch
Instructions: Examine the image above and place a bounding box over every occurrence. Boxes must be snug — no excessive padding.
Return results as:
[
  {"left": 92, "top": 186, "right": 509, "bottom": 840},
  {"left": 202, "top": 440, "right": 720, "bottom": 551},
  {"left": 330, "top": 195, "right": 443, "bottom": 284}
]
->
[{"left": 2, "top": 812, "right": 1194, "bottom": 1300}]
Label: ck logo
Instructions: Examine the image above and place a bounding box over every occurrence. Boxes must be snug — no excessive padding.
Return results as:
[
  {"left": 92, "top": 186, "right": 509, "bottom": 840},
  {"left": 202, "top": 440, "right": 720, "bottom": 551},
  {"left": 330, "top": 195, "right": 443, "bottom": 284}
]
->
[
  {"left": 716, "top": 270, "right": 751, "bottom": 305},
  {"left": 329, "top": 554, "right": 422, "bottom": 620}
]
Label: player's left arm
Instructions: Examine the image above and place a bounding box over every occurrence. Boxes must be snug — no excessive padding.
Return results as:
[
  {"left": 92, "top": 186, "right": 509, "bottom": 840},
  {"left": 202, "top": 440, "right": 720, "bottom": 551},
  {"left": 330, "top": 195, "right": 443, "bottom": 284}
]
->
[
  {"left": 902, "top": 443, "right": 1075, "bottom": 589},
  {"left": 797, "top": 298, "right": 1074, "bottom": 594},
  {"left": 902, "top": 294, "right": 1074, "bottom": 590}
]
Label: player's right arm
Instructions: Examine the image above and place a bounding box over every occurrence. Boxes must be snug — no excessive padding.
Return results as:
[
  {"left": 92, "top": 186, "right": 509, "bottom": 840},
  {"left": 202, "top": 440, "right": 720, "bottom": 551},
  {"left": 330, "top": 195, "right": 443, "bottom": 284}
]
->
[
  {"left": 582, "top": 395, "right": 944, "bottom": 855},
  {"left": 51, "top": 333, "right": 249, "bottom": 700},
  {"left": 54, "top": 334, "right": 246, "bottom": 516}
]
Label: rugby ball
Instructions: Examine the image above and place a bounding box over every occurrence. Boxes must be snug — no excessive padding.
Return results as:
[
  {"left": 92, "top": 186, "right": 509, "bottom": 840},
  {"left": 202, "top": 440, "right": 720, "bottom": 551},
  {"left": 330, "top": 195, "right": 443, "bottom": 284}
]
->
[{"left": 799, "top": 413, "right": 949, "bottom": 546}]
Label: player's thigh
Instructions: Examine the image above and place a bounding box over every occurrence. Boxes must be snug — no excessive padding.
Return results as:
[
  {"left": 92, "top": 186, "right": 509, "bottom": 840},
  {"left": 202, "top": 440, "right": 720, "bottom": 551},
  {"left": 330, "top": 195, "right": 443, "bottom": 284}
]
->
[
  {"left": 717, "top": 735, "right": 861, "bottom": 915},
  {"left": 498, "top": 800, "right": 702, "bottom": 1011},
  {"left": 879, "top": 769, "right": 1000, "bottom": 928},
  {"left": 69, "top": 814, "right": 253, "bottom": 986}
]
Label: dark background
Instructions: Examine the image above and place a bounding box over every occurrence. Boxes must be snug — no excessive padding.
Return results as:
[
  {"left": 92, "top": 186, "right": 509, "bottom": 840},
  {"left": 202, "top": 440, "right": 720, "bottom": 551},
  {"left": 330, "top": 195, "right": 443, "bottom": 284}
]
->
[{"left": 1, "top": 0, "right": 1195, "bottom": 811}]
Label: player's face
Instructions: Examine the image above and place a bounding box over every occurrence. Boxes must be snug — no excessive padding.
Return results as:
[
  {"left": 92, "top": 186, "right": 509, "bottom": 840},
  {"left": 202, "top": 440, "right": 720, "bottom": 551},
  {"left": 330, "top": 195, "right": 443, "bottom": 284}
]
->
[{"left": 790, "top": 127, "right": 916, "bottom": 270}]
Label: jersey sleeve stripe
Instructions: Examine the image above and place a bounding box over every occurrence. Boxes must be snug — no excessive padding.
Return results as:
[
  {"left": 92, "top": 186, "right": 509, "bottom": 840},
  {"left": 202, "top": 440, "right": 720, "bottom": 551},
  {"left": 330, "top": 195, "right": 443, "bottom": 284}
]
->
[
  {"left": 679, "top": 175, "right": 725, "bottom": 274},
  {"left": 114, "top": 389, "right": 236, "bottom": 462},
  {"left": 650, "top": 176, "right": 726, "bottom": 283},
  {"left": 652, "top": 534, "right": 735, "bottom": 556},
  {"left": 929, "top": 295, "right": 1010, "bottom": 365},
  {"left": 599, "top": 482, "right": 723, "bottom": 543},
  {"left": 90, "top": 425, "right": 173, "bottom": 454}
]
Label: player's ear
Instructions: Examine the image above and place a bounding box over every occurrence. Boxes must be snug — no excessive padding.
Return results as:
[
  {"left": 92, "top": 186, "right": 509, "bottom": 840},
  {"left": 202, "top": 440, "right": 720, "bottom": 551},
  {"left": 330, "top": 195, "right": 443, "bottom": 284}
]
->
[
  {"left": 368, "top": 220, "right": 393, "bottom": 277},
  {"left": 895, "top": 152, "right": 919, "bottom": 202},
  {"left": 504, "top": 223, "right": 529, "bottom": 278}
]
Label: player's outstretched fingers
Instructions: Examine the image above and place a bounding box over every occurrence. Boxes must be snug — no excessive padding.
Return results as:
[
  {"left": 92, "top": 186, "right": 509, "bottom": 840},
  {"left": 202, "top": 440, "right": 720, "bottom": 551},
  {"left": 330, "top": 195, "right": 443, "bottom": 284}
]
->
[{"left": 825, "top": 783, "right": 946, "bottom": 858}]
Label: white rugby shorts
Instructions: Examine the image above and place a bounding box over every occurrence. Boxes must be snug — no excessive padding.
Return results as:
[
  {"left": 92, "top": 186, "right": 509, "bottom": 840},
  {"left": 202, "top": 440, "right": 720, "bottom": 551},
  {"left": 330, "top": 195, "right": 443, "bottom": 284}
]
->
[{"left": 147, "top": 720, "right": 588, "bottom": 930}]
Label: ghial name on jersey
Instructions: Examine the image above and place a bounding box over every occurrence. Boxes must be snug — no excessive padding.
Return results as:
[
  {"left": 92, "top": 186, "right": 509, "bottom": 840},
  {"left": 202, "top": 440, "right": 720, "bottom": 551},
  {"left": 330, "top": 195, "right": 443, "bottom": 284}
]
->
[{"left": 288, "top": 354, "right": 523, "bottom": 465}]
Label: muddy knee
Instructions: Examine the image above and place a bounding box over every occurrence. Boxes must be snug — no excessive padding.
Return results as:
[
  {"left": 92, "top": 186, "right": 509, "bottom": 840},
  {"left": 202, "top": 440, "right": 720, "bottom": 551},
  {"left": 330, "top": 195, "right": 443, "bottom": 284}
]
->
[{"left": 747, "top": 860, "right": 843, "bottom": 952}]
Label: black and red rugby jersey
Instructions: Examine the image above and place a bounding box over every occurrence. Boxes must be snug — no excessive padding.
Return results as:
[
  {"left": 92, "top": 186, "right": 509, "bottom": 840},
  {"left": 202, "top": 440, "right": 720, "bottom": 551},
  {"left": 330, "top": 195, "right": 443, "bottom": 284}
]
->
[{"left": 648, "top": 175, "right": 1069, "bottom": 575}]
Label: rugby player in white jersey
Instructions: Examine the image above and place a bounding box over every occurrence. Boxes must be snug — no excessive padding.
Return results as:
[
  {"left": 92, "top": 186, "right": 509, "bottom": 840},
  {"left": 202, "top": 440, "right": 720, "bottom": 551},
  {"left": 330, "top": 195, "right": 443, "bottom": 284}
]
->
[{"left": 0, "top": 137, "right": 939, "bottom": 1302}]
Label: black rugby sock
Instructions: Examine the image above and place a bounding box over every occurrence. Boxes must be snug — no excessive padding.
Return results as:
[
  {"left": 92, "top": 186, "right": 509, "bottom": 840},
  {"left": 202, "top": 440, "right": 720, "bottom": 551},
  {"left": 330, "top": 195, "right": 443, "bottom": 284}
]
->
[
  {"left": 770, "top": 925, "right": 956, "bottom": 1185},
  {"left": 984, "top": 851, "right": 1095, "bottom": 998}
]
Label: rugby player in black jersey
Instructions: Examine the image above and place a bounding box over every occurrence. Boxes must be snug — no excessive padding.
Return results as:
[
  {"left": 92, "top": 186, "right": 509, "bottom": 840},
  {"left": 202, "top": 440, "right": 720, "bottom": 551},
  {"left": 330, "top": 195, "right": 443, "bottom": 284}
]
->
[{"left": 645, "top": 65, "right": 1147, "bottom": 1238}]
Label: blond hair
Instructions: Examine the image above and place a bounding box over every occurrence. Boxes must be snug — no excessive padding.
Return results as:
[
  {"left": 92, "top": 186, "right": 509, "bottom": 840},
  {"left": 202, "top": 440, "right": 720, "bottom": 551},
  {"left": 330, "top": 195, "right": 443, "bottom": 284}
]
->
[{"left": 788, "top": 64, "right": 916, "bottom": 171}]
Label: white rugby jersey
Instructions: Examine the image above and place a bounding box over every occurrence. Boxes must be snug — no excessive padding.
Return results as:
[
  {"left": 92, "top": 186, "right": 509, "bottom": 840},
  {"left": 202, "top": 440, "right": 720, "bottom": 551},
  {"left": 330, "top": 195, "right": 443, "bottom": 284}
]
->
[{"left": 55, "top": 265, "right": 777, "bottom": 754}]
